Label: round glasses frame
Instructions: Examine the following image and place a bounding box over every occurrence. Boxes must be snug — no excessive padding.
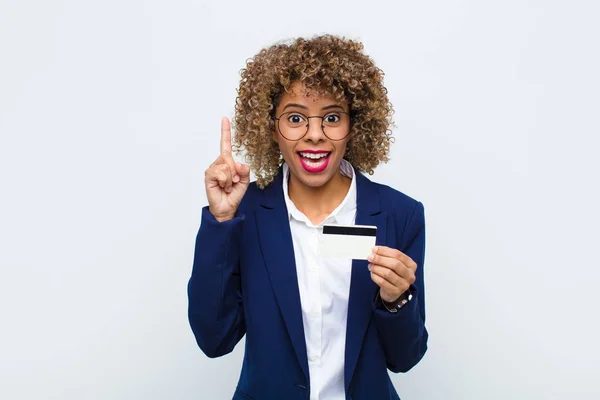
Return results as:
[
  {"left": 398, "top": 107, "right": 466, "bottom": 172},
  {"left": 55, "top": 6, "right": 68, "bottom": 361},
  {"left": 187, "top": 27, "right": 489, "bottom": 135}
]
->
[{"left": 273, "top": 111, "right": 352, "bottom": 141}]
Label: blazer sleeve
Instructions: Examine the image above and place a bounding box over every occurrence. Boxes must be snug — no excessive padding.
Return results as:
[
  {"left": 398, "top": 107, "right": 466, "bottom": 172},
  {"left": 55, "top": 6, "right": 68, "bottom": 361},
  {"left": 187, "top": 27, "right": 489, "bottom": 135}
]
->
[
  {"left": 372, "top": 200, "right": 428, "bottom": 373},
  {"left": 187, "top": 206, "right": 246, "bottom": 358}
]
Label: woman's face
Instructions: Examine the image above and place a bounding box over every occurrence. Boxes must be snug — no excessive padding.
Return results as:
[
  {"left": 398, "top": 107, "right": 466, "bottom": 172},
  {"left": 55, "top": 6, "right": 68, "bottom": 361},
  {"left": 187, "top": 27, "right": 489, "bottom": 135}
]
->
[{"left": 272, "top": 81, "right": 351, "bottom": 188}]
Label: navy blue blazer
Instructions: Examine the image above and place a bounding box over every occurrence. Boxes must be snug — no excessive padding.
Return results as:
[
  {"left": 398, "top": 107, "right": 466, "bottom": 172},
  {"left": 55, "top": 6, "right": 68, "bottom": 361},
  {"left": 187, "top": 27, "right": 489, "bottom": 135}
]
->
[{"left": 188, "top": 167, "right": 428, "bottom": 400}]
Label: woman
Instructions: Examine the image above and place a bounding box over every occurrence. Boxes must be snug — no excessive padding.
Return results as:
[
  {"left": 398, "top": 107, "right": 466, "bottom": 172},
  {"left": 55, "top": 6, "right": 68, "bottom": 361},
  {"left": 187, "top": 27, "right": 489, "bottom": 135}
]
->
[{"left": 188, "top": 35, "right": 428, "bottom": 400}]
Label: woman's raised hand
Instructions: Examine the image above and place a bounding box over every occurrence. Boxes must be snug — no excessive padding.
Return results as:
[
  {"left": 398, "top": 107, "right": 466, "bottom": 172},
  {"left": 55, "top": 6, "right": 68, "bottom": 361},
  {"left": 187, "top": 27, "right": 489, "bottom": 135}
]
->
[{"left": 205, "top": 117, "right": 251, "bottom": 222}]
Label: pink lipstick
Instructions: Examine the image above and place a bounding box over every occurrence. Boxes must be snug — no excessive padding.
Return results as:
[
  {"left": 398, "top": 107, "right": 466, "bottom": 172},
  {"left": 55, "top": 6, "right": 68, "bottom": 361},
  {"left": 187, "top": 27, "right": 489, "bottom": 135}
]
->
[{"left": 297, "top": 150, "right": 331, "bottom": 173}]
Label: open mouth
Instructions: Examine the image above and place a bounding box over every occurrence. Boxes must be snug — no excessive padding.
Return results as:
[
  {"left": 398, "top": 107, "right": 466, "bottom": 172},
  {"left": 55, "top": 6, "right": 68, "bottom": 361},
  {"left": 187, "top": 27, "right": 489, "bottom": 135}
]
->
[{"left": 297, "top": 151, "right": 331, "bottom": 173}]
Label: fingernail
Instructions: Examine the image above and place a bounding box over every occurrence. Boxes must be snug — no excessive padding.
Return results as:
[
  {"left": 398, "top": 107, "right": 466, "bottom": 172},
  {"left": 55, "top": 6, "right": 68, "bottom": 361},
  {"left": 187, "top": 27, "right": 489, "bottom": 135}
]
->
[
  {"left": 372, "top": 246, "right": 378, "bottom": 253},
  {"left": 233, "top": 175, "right": 240, "bottom": 182},
  {"left": 367, "top": 253, "right": 374, "bottom": 262},
  {"left": 367, "top": 264, "right": 372, "bottom": 271},
  {"left": 226, "top": 186, "right": 232, "bottom": 193}
]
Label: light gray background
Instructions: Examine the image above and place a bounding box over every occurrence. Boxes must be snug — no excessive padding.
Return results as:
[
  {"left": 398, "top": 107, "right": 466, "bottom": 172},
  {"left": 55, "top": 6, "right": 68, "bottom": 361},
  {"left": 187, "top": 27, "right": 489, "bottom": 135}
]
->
[{"left": 1, "top": 1, "right": 598, "bottom": 399}]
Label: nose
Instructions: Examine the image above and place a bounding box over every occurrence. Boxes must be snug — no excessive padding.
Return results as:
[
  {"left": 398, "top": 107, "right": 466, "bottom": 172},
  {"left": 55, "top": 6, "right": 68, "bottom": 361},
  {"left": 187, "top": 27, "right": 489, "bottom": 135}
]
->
[{"left": 304, "top": 117, "right": 325, "bottom": 142}]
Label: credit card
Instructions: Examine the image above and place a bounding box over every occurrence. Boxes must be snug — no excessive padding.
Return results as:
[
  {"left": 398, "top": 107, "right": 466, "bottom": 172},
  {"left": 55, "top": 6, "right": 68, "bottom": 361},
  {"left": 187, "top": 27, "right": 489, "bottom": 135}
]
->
[{"left": 318, "top": 224, "right": 377, "bottom": 260}]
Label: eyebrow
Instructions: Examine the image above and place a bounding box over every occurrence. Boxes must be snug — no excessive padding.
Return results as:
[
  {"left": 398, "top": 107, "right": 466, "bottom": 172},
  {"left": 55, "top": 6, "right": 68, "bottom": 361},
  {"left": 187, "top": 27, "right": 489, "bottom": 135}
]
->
[{"left": 281, "top": 103, "right": 345, "bottom": 112}]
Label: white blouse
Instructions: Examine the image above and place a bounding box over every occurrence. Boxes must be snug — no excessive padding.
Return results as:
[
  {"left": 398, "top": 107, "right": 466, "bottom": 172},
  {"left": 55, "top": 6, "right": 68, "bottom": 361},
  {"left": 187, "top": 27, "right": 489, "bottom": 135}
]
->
[{"left": 282, "top": 160, "right": 357, "bottom": 400}]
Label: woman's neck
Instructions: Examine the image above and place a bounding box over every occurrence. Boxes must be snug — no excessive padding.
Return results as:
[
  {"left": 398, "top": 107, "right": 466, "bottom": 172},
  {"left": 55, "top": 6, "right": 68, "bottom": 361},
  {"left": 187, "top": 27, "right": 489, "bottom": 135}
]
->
[{"left": 288, "top": 169, "right": 351, "bottom": 225}]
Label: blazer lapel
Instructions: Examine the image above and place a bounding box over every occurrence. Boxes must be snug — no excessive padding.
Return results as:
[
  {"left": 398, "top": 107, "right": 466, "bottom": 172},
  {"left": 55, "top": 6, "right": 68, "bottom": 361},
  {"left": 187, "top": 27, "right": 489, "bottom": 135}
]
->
[
  {"left": 345, "top": 169, "right": 387, "bottom": 392},
  {"left": 255, "top": 170, "right": 309, "bottom": 381}
]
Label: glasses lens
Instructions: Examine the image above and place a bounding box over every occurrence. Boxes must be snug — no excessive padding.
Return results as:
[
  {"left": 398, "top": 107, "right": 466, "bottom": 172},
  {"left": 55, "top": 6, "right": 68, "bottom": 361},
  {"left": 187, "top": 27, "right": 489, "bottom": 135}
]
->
[
  {"left": 322, "top": 112, "right": 350, "bottom": 140},
  {"left": 279, "top": 112, "right": 308, "bottom": 140}
]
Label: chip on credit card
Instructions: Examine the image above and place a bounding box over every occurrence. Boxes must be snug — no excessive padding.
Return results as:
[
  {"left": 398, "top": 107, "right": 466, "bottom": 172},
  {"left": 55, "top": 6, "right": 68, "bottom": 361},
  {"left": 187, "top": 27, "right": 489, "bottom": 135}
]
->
[{"left": 318, "top": 224, "right": 377, "bottom": 260}]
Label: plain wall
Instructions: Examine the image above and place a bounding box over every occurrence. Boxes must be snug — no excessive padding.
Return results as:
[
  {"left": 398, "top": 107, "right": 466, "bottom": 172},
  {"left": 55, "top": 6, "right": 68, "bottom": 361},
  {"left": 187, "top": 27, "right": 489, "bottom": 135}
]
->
[{"left": 1, "top": 0, "right": 599, "bottom": 399}]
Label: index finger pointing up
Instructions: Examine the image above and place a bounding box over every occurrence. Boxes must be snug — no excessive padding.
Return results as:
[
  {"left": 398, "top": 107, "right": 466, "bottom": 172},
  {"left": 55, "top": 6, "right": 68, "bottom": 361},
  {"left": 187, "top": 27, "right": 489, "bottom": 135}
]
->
[{"left": 221, "top": 116, "right": 232, "bottom": 155}]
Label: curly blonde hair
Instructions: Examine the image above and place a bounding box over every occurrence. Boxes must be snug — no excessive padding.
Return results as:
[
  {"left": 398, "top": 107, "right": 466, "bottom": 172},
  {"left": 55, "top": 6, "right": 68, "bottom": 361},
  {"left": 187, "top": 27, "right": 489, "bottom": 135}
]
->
[{"left": 232, "top": 34, "right": 394, "bottom": 188}]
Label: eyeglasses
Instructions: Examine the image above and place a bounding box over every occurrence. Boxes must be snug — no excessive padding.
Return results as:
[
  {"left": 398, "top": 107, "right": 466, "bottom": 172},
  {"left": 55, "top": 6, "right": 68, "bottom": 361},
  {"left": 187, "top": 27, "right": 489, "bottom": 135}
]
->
[{"left": 273, "top": 111, "right": 351, "bottom": 141}]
